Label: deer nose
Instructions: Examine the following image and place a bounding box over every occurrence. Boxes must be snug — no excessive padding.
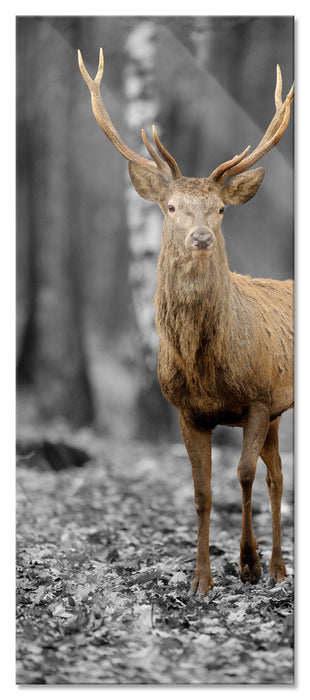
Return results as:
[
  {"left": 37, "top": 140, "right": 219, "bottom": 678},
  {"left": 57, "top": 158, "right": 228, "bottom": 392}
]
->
[{"left": 190, "top": 226, "right": 215, "bottom": 251}]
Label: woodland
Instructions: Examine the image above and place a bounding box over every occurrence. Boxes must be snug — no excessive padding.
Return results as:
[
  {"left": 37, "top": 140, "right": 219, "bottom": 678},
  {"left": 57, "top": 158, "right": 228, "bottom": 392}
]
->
[{"left": 16, "top": 16, "right": 294, "bottom": 685}]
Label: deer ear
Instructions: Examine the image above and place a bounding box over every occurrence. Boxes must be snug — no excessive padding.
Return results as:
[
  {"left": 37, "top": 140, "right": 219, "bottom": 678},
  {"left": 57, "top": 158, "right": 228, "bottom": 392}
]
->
[
  {"left": 221, "top": 167, "right": 265, "bottom": 205},
  {"left": 128, "top": 162, "right": 167, "bottom": 203}
]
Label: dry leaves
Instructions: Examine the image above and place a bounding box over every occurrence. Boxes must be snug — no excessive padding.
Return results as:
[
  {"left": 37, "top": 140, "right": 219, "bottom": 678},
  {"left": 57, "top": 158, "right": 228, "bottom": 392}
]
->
[{"left": 16, "top": 436, "right": 294, "bottom": 684}]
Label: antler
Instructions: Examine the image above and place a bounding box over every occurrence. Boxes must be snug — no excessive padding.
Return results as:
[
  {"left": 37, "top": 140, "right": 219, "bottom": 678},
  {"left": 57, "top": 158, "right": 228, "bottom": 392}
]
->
[
  {"left": 78, "top": 48, "right": 182, "bottom": 183},
  {"left": 209, "top": 65, "right": 294, "bottom": 185}
]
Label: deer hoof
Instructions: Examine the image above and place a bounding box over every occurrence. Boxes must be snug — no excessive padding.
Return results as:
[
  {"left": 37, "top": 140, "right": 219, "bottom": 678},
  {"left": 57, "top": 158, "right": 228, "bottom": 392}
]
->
[
  {"left": 239, "top": 553, "right": 261, "bottom": 584},
  {"left": 190, "top": 572, "right": 214, "bottom": 595},
  {"left": 270, "top": 558, "right": 287, "bottom": 583}
]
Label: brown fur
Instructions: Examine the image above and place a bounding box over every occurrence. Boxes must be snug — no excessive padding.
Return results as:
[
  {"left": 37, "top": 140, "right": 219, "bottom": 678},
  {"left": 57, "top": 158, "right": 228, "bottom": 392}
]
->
[
  {"left": 153, "top": 178, "right": 293, "bottom": 427},
  {"left": 79, "top": 49, "right": 294, "bottom": 594},
  {"left": 129, "top": 173, "right": 293, "bottom": 593}
]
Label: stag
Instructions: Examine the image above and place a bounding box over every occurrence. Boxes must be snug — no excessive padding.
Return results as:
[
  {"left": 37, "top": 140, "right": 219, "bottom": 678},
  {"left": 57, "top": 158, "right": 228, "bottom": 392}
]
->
[{"left": 78, "top": 49, "right": 294, "bottom": 594}]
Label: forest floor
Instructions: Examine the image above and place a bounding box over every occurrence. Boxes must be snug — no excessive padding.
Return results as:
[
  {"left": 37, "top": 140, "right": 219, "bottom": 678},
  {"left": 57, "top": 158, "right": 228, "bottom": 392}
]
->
[{"left": 16, "top": 423, "right": 294, "bottom": 686}]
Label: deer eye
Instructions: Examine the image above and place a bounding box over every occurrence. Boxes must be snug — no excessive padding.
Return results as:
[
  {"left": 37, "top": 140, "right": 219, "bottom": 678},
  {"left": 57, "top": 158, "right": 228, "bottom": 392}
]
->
[
  {"left": 168, "top": 204, "right": 175, "bottom": 213},
  {"left": 219, "top": 207, "right": 225, "bottom": 215}
]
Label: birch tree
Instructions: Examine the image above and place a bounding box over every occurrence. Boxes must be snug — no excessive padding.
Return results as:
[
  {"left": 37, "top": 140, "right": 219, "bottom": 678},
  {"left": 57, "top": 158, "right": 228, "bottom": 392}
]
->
[{"left": 124, "top": 21, "right": 174, "bottom": 437}]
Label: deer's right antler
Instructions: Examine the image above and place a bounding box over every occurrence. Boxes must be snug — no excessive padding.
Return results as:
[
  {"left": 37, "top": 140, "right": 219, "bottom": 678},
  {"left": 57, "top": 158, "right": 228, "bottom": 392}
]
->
[
  {"left": 78, "top": 48, "right": 182, "bottom": 183},
  {"left": 209, "top": 65, "right": 294, "bottom": 185}
]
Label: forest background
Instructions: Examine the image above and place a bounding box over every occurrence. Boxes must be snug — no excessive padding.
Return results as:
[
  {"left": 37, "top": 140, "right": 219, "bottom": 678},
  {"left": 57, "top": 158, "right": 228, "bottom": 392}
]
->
[
  {"left": 13, "top": 13, "right": 299, "bottom": 687},
  {"left": 16, "top": 15, "right": 294, "bottom": 445}
]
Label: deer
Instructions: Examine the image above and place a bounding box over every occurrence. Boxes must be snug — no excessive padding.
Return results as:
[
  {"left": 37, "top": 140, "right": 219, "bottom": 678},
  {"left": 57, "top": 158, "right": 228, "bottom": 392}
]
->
[{"left": 78, "top": 48, "right": 294, "bottom": 595}]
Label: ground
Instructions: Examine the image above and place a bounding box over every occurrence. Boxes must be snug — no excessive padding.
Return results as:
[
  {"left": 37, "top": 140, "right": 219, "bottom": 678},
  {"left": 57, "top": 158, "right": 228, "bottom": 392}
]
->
[{"left": 16, "top": 424, "right": 294, "bottom": 685}]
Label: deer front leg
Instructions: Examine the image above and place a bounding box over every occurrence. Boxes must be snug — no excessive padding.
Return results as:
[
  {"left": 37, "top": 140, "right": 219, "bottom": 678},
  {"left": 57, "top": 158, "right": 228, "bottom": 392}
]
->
[
  {"left": 261, "top": 417, "right": 287, "bottom": 583},
  {"left": 238, "top": 403, "right": 270, "bottom": 584},
  {"left": 179, "top": 411, "right": 214, "bottom": 595}
]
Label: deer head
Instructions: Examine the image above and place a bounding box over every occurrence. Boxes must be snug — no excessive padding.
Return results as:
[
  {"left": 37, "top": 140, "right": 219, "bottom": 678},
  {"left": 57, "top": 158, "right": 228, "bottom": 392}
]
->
[{"left": 78, "top": 49, "right": 294, "bottom": 259}]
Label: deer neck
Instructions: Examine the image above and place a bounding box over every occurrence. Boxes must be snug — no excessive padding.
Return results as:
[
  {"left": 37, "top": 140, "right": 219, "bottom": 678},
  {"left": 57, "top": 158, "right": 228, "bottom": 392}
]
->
[{"left": 155, "top": 233, "right": 232, "bottom": 364}]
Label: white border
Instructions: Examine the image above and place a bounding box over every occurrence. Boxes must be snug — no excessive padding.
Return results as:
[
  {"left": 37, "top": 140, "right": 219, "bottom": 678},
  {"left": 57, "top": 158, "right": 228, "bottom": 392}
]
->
[{"left": 3, "top": 3, "right": 309, "bottom": 697}]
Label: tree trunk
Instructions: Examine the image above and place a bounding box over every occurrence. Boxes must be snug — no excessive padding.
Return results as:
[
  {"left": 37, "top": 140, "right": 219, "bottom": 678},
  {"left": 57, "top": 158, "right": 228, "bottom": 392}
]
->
[
  {"left": 124, "top": 21, "right": 175, "bottom": 439},
  {"left": 17, "top": 18, "right": 94, "bottom": 427}
]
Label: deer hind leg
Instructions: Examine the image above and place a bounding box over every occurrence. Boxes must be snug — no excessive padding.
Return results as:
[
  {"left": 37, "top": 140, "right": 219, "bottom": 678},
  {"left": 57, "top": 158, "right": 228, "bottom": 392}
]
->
[
  {"left": 260, "top": 416, "right": 287, "bottom": 583},
  {"left": 238, "top": 403, "right": 270, "bottom": 584},
  {"left": 179, "top": 411, "right": 214, "bottom": 595}
]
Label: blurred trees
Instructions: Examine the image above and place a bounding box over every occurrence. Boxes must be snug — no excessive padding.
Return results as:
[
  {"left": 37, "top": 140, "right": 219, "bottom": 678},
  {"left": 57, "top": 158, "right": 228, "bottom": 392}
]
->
[
  {"left": 17, "top": 18, "right": 94, "bottom": 426},
  {"left": 124, "top": 21, "right": 174, "bottom": 438},
  {"left": 16, "top": 16, "right": 294, "bottom": 439}
]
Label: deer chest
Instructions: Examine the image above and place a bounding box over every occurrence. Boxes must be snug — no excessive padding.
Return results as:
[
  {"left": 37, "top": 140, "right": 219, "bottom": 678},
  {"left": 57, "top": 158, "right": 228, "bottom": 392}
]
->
[
  {"left": 158, "top": 347, "right": 223, "bottom": 414},
  {"left": 157, "top": 345, "right": 246, "bottom": 429}
]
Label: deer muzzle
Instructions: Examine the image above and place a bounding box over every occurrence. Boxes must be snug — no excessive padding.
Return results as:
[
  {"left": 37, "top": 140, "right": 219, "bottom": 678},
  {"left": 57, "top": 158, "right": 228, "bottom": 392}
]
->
[{"left": 185, "top": 226, "right": 215, "bottom": 252}]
